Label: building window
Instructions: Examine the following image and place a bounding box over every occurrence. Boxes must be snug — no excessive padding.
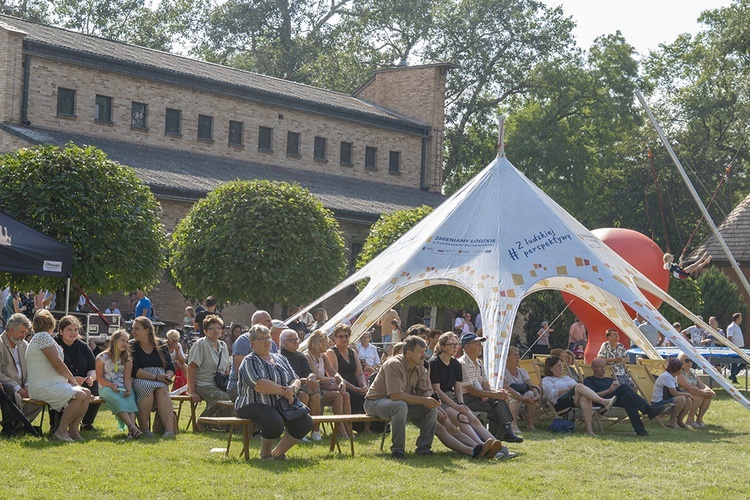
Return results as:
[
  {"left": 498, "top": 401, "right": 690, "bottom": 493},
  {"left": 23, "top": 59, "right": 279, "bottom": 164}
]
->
[
  {"left": 198, "top": 114, "right": 214, "bottom": 141},
  {"left": 287, "top": 131, "right": 300, "bottom": 156},
  {"left": 57, "top": 87, "right": 76, "bottom": 116},
  {"left": 258, "top": 126, "right": 273, "bottom": 151},
  {"left": 365, "top": 146, "right": 377, "bottom": 171},
  {"left": 95, "top": 95, "right": 113, "bottom": 123},
  {"left": 314, "top": 136, "right": 327, "bottom": 161},
  {"left": 131, "top": 102, "right": 148, "bottom": 129},
  {"left": 389, "top": 151, "right": 401, "bottom": 174},
  {"left": 165, "top": 108, "right": 181, "bottom": 136},
  {"left": 229, "top": 121, "right": 244, "bottom": 146},
  {"left": 340, "top": 142, "right": 353, "bottom": 166}
]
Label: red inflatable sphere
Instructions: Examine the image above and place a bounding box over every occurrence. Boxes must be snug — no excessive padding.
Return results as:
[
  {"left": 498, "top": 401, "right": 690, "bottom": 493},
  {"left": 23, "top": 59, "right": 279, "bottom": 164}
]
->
[{"left": 562, "top": 228, "right": 669, "bottom": 362}]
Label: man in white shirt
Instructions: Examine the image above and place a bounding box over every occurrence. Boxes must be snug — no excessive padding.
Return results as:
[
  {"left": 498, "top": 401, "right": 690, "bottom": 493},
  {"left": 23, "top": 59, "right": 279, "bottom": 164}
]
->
[
  {"left": 356, "top": 331, "right": 380, "bottom": 377},
  {"left": 104, "top": 300, "right": 121, "bottom": 316},
  {"left": 726, "top": 313, "right": 745, "bottom": 383}
]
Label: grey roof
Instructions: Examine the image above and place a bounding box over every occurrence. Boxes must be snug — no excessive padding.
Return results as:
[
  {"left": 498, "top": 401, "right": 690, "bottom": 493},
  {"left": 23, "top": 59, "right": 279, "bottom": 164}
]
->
[
  {"left": 690, "top": 192, "right": 750, "bottom": 262},
  {"left": 0, "top": 15, "right": 428, "bottom": 133},
  {"left": 1, "top": 124, "right": 445, "bottom": 222}
]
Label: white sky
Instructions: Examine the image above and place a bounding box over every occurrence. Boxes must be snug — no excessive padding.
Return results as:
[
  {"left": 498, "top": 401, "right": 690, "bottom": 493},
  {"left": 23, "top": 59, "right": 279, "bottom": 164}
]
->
[{"left": 541, "top": 0, "right": 733, "bottom": 57}]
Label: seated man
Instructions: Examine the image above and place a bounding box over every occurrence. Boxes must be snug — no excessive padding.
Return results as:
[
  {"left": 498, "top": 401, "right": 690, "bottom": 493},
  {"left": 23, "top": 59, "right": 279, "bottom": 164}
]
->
[
  {"left": 458, "top": 333, "right": 523, "bottom": 443},
  {"left": 0, "top": 313, "right": 43, "bottom": 435},
  {"left": 583, "top": 358, "right": 666, "bottom": 436},
  {"left": 364, "top": 336, "right": 440, "bottom": 459},
  {"left": 278, "top": 328, "right": 321, "bottom": 439},
  {"left": 597, "top": 329, "right": 633, "bottom": 386},
  {"left": 356, "top": 331, "right": 380, "bottom": 378}
]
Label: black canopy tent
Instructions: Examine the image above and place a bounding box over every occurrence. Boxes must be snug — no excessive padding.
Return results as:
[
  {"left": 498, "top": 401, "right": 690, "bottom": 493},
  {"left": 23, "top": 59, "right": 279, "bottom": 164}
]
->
[{"left": 0, "top": 210, "right": 73, "bottom": 312}]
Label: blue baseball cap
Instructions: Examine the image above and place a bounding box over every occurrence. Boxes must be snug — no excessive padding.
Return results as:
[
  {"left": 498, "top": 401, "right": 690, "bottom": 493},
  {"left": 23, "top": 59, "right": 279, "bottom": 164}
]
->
[{"left": 460, "top": 333, "right": 486, "bottom": 347}]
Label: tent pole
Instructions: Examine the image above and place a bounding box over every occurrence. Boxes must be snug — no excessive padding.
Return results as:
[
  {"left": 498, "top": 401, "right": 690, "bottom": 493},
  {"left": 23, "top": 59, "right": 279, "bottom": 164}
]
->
[
  {"left": 65, "top": 277, "right": 70, "bottom": 315},
  {"left": 497, "top": 114, "right": 507, "bottom": 158},
  {"left": 636, "top": 91, "right": 750, "bottom": 300}
]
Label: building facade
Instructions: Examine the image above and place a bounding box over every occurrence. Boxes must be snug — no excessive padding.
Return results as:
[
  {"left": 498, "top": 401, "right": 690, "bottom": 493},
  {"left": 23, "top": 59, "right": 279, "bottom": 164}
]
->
[{"left": 0, "top": 15, "right": 450, "bottom": 326}]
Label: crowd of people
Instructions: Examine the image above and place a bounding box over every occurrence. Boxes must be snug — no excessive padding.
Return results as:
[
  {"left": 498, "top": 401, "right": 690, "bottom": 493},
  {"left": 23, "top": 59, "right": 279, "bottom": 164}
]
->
[{"left": 0, "top": 302, "right": 742, "bottom": 461}]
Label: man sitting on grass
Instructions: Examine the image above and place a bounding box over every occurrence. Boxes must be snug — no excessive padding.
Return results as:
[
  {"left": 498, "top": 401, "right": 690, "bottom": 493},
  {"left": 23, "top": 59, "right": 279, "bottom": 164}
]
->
[
  {"left": 583, "top": 358, "right": 667, "bottom": 436},
  {"left": 364, "top": 336, "right": 440, "bottom": 459}
]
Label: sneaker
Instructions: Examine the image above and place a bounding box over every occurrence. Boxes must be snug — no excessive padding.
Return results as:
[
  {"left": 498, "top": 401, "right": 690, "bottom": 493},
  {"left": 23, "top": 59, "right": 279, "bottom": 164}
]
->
[
  {"left": 80, "top": 424, "right": 98, "bottom": 432},
  {"left": 162, "top": 431, "right": 176, "bottom": 439},
  {"left": 391, "top": 451, "right": 406, "bottom": 460},
  {"left": 495, "top": 446, "right": 517, "bottom": 459},
  {"left": 416, "top": 450, "right": 434, "bottom": 456},
  {"left": 143, "top": 431, "right": 155, "bottom": 438},
  {"left": 310, "top": 431, "right": 322, "bottom": 442},
  {"left": 696, "top": 422, "right": 706, "bottom": 428},
  {"left": 635, "top": 428, "right": 649, "bottom": 437},
  {"left": 689, "top": 422, "right": 701, "bottom": 429}
]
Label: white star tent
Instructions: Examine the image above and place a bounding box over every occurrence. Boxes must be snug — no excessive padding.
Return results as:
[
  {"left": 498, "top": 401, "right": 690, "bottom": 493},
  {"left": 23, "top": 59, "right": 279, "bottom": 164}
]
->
[{"left": 295, "top": 121, "right": 750, "bottom": 411}]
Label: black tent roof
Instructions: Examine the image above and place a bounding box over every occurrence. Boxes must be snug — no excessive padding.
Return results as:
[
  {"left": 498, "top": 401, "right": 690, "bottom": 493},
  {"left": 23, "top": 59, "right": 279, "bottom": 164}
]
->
[{"left": 0, "top": 211, "right": 72, "bottom": 278}]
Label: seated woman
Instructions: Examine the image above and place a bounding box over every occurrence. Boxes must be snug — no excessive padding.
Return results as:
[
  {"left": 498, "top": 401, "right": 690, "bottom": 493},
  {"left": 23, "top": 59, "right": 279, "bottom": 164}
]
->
[
  {"left": 327, "top": 324, "right": 368, "bottom": 435},
  {"left": 663, "top": 252, "right": 711, "bottom": 280},
  {"left": 504, "top": 346, "right": 540, "bottom": 432},
  {"left": 53, "top": 315, "right": 100, "bottom": 433},
  {"left": 542, "top": 355, "right": 616, "bottom": 436},
  {"left": 166, "top": 329, "right": 187, "bottom": 391},
  {"left": 651, "top": 358, "right": 692, "bottom": 429},
  {"left": 130, "top": 316, "right": 176, "bottom": 438},
  {"left": 96, "top": 329, "right": 141, "bottom": 438},
  {"left": 305, "top": 330, "right": 351, "bottom": 440},
  {"left": 225, "top": 323, "right": 243, "bottom": 354},
  {"left": 188, "top": 315, "right": 233, "bottom": 431},
  {"left": 26, "top": 310, "right": 91, "bottom": 442},
  {"left": 428, "top": 332, "right": 503, "bottom": 450},
  {"left": 356, "top": 331, "right": 380, "bottom": 379},
  {"left": 676, "top": 354, "right": 714, "bottom": 428},
  {"left": 235, "top": 324, "right": 313, "bottom": 459}
]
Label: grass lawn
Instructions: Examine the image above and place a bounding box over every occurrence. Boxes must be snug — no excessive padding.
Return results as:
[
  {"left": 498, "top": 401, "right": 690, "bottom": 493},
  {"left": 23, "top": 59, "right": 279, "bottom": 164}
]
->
[{"left": 4, "top": 391, "right": 750, "bottom": 499}]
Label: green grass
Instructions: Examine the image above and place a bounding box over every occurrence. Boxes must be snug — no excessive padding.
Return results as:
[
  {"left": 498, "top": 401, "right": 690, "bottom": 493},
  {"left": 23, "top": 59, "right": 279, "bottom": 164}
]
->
[{"left": 4, "top": 392, "right": 750, "bottom": 499}]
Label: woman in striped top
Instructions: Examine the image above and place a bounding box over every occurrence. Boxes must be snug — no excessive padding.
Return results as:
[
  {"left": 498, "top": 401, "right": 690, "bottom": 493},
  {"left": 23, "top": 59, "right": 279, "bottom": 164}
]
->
[{"left": 235, "top": 324, "right": 313, "bottom": 460}]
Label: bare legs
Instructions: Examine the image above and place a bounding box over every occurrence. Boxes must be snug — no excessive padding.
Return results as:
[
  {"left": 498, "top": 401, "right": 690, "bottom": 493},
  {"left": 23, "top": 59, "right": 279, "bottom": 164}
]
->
[
  {"left": 56, "top": 389, "right": 92, "bottom": 440},
  {"left": 136, "top": 387, "right": 174, "bottom": 434},
  {"left": 686, "top": 393, "right": 713, "bottom": 425},
  {"left": 668, "top": 395, "right": 689, "bottom": 427}
]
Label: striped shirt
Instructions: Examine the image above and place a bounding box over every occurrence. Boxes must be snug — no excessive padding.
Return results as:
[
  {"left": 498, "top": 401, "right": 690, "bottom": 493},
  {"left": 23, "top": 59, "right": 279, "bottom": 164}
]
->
[{"left": 235, "top": 352, "right": 299, "bottom": 409}]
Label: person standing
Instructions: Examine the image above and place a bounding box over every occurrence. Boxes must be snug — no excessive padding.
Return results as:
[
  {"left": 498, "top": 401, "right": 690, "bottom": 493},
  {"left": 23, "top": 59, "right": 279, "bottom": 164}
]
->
[
  {"left": 535, "top": 321, "right": 552, "bottom": 355},
  {"left": 194, "top": 296, "right": 221, "bottom": 336},
  {"left": 568, "top": 317, "right": 587, "bottom": 351},
  {"left": 364, "top": 336, "right": 440, "bottom": 459},
  {"left": 134, "top": 290, "right": 152, "bottom": 319},
  {"left": 726, "top": 313, "right": 745, "bottom": 383}
]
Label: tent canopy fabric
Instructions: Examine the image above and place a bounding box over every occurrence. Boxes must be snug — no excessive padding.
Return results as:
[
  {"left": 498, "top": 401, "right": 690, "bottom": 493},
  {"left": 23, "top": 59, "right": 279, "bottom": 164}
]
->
[
  {"left": 0, "top": 210, "right": 73, "bottom": 278},
  {"left": 293, "top": 148, "right": 750, "bottom": 412}
]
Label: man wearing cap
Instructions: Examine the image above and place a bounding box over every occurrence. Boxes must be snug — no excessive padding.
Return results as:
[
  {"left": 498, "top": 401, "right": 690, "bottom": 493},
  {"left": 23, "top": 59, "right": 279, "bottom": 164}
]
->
[
  {"left": 583, "top": 357, "right": 667, "bottom": 436},
  {"left": 270, "top": 319, "right": 286, "bottom": 353},
  {"left": 458, "top": 333, "right": 523, "bottom": 443},
  {"left": 364, "top": 335, "right": 440, "bottom": 459}
]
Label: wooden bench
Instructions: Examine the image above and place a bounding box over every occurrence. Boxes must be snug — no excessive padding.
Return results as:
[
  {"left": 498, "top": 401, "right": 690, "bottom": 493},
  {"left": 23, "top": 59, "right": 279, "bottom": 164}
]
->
[
  {"left": 23, "top": 396, "right": 105, "bottom": 430},
  {"left": 310, "top": 414, "right": 388, "bottom": 457},
  {"left": 197, "top": 416, "right": 254, "bottom": 459},
  {"left": 170, "top": 394, "right": 198, "bottom": 431}
]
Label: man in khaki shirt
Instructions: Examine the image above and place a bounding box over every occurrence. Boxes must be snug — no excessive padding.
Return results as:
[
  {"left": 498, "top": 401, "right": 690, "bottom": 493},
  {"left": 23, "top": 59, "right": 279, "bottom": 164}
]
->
[{"left": 364, "top": 336, "right": 440, "bottom": 459}]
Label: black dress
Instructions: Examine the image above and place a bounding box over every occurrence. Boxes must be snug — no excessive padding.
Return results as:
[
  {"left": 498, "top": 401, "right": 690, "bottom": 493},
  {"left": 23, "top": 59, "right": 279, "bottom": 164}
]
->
[
  {"left": 51, "top": 337, "right": 99, "bottom": 431},
  {"left": 332, "top": 347, "right": 365, "bottom": 416}
]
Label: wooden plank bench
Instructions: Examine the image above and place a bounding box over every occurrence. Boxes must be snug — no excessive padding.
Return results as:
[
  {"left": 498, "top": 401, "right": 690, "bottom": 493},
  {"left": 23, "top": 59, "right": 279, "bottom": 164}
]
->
[
  {"left": 310, "top": 414, "right": 388, "bottom": 457},
  {"left": 170, "top": 394, "right": 198, "bottom": 431},
  {"left": 23, "top": 396, "right": 106, "bottom": 430},
  {"left": 197, "top": 416, "right": 254, "bottom": 459}
]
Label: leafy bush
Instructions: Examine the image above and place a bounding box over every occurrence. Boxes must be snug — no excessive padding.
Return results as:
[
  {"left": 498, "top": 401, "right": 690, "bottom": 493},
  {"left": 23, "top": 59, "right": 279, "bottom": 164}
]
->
[
  {"left": 658, "top": 277, "right": 703, "bottom": 326},
  {"left": 0, "top": 143, "right": 166, "bottom": 295},
  {"left": 696, "top": 267, "right": 747, "bottom": 327},
  {"left": 169, "top": 180, "right": 346, "bottom": 308}
]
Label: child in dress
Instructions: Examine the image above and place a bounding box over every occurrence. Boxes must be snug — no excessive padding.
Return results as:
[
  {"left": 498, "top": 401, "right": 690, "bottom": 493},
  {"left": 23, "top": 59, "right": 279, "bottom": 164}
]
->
[{"left": 95, "top": 329, "right": 141, "bottom": 438}]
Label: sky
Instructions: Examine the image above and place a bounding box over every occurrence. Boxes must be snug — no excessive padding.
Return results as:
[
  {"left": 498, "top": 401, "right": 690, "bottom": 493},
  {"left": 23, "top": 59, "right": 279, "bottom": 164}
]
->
[{"left": 541, "top": 0, "right": 733, "bottom": 57}]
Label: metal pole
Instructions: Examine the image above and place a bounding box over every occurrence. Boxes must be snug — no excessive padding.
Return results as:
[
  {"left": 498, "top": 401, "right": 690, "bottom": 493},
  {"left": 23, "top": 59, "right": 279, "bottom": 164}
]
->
[
  {"left": 637, "top": 91, "right": 750, "bottom": 299},
  {"left": 65, "top": 277, "right": 70, "bottom": 315}
]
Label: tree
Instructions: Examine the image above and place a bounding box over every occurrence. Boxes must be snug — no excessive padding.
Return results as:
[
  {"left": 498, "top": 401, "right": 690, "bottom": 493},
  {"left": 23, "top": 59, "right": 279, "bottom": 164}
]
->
[
  {"left": 0, "top": 143, "right": 166, "bottom": 296},
  {"left": 168, "top": 180, "right": 347, "bottom": 308},
  {"left": 0, "top": 0, "right": 51, "bottom": 22},
  {"left": 657, "top": 277, "right": 703, "bottom": 326},
  {"left": 696, "top": 267, "right": 747, "bottom": 327},
  {"left": 518, "top": 290, "right": 573, "bottom": 348},
  {"left": 356, "top": 205, "right": 474, "bottom": 309}
]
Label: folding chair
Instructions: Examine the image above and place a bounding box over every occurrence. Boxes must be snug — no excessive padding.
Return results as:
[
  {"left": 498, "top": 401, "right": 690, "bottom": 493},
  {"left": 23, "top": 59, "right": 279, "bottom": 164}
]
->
[
  {"left": 626, "top": 364, "right": 671, "bottom": 428},
  {"left": 637, "top": 358, "right": 668, "bottom": 379}
]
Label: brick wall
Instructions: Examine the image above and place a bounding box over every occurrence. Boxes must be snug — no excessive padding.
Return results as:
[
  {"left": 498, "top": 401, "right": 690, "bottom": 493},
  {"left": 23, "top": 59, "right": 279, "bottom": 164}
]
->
[
  {"left": 17, "top": 55, "right": 431, "bottom": 190},
  {"left": 355, "top": 64, "right": 452, "bottom": 192},
  {"left": 0, "top": 128, "right": 32, "bottom": 152},
  {"left": 0, "top": 26, "right": 25, "bottom": 124}
]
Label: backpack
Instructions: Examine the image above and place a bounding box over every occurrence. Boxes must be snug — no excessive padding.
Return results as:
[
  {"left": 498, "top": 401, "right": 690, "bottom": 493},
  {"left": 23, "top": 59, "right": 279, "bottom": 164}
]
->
[{"left": 548, "top": 417, "right": 575, "bottom": 433}]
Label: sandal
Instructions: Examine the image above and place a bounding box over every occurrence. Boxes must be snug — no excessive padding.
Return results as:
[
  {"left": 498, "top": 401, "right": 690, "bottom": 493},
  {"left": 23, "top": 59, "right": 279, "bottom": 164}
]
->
[{"left": 130, "top": 426, "right": 143, "bottom": 440}]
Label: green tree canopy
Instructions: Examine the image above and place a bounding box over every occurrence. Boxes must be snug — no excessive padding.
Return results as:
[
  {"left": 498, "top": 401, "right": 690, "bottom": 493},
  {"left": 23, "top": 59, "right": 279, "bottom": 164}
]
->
[
  {"left": 168, "top": 180, "right": 347, "bottom": 308},
  {"left": 356, "top": 205, "right": 474, "bottom": 309},
  {"left": 658, "top": 277, "right": 703, "bottom": 326},
  {"left": 696, "top": 267, "right": 747, "bottom": 327},
  {"left": 0, "top": 143, "right": 166, "bottom": 295}
]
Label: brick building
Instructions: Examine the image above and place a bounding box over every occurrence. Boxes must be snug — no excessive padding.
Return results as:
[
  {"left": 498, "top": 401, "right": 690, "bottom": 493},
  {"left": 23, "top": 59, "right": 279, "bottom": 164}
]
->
[{"left": 0, "top": 14, "right": 451, "bottom": 327}]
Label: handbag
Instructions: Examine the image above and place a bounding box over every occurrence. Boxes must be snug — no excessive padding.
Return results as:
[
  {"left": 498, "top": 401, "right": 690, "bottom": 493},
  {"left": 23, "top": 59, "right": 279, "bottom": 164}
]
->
[
  {"left": 213, "top": 350, "right": 229, "bottom": 391},
  {"left": 509, "top": 382, "right": 530, "bottom": 394},
  {"left": 548, "top": 417, "right": 575, "bottom": 433},
  {"left": 275, "top": 396, "right": 310, "bottom": 423}
]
